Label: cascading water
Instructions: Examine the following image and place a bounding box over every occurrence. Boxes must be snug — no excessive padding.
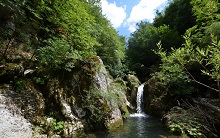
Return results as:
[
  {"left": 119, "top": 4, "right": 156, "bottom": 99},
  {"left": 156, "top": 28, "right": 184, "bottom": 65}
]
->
[
  {"left": 96, "top": 84, "right": 169, "bottom": 138},
  {"left": 136, "top": 84, "right": 144, "bottom": 113},
  {"left": 130, "top": 84, "right": 147, "bottom": 117}
]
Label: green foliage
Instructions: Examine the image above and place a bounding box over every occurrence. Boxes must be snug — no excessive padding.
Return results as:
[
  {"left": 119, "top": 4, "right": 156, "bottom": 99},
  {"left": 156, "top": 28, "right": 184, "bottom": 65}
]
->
[
  {"left": 95, "top": 27, "right": 127, "bottom": 78},
  {"left": 188, "top": 0, "right": 220, "bottom": 47},
  {"left": 195, "top": 35, "right": 220, "bottom": 91},
  {"left": 33, "top": 77, "right": 45, "bottom": 85},
  {"left": 154, "top": 0, "right": 196, "bottom": 35},
  {"left": 126, "top": 22, "right": 181, "bottom": 80},
  {"left": 191, "top": 0, "right": 220, "bottom": 27},
  {"left": 153, "top": 42, "right": 194, "bottom": 95},
  {"left": 203, "top": 22, "right": 220, "bottom": 45},
  {"left": 150, "top": 0, "right": 220, "bottom": 95},
  {"left": 39, "top": 117, "right": 64, "bottom": 135},
  {"left": 37, "top": 38, "right": 82, "bottom": 72},
  {"left": 107, "top": 60, "right": 128, "bottom": 78},
  {"left": 14, "top": 79, "right": 26, "bottom": 92},
  {"left": 169, "top": 122, "right": 202, "bottom": 137},
  {"left": 50, "top": 120, "right": 64, "bottom": 135},
  {"left": 1, "top": 0, "right": 126, "bottom": 80},
  {"left": 153, "top": 28, "right": 220, "bottom": 95},
  {"left": 82, "top": 86, "right": 118, "bottom": 129},
  {"left": 169, "top": 122, "right": 184, "bottom": 134}
]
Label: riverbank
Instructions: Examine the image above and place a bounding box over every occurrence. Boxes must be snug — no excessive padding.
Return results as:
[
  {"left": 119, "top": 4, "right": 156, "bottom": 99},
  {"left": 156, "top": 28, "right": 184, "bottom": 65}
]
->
[{"left": 143, "top": 78, "right": 220, "bottom": 137}]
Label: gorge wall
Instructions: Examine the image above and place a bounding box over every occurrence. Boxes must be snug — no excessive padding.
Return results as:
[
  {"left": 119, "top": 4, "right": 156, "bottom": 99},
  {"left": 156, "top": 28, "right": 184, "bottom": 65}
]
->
[{"left": 0, "top": 56, "right": 134, "bottom": 137}]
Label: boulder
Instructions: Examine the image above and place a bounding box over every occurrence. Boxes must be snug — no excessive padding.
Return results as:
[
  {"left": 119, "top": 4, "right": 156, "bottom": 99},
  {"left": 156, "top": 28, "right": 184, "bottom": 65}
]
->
[
  {"left": 0, "top": 93, "right": 33, "bottom": 138},
  {"left": 0, "top": 81, "right": 45, "bottom": 125},
  {"left": 126, "top": 74, "right": 141, "bottom": 107},
  {"left": 45, "top": 56, "right": 129, "bottom": 136},
  {"left": 143, "top": 77, "right": 176, "bottom": 117}
]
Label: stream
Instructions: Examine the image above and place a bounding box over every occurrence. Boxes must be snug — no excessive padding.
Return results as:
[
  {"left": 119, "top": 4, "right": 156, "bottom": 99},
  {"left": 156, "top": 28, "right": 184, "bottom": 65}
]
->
[
  {"left": 96, "top": 84, "right": 168, "bottom": 138},
  {"left": 96, "top": 115, "right": 168, "bottom": 138}
]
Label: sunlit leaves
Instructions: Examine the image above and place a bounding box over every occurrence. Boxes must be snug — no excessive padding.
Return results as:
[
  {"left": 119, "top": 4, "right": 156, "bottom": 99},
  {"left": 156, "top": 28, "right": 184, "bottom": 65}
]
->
[
  {"left": 37, "top": 38, "right": 82, "bottom": 72},
  {"left": 196, "top": 36, "right": 220, "bottom": 82},
  {"left": 191, "top": 0, "right": 220, "bottom": 27}
]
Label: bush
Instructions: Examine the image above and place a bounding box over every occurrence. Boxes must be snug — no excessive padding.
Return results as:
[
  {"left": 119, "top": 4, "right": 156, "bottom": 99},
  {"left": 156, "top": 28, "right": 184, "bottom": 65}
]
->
[
  {"left": 153, "top": 30, "right": 220, "bottom": 96},
  {"left": 37, "top": 38, "right": 82, "bottom": 72}
]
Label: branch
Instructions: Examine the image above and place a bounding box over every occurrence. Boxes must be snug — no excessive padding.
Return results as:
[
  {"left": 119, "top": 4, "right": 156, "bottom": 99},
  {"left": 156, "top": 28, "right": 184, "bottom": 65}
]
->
[
  {"left": 192, "top": 98, "right": 220, "bottom": 114},
  {"left": 177, "top": 58, "right": 219, "bottom": 94},
  {"left": 192, "top": 80, "right": 219, "bottom": 93},
  {"left": 2, "top": 39, "right": 13, "bottom": 58}
]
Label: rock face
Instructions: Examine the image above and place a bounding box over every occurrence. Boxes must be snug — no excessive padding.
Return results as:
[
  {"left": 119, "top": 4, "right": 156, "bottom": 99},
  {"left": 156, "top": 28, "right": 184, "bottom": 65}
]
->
[
  {"left": 45, "top": 56, "right": 130, "bottom": 136},
  {"left": 126, "top": 74, "right": 141, "bottom": 108},
  {"left": 0, "top": 93, "right": 33, "bottom": 138},
  {"left": 143, "top": 78, "right": 176, "bottom": 117},
  {"left": 0, "top": 56, "right": 131, "bottom": 137}
]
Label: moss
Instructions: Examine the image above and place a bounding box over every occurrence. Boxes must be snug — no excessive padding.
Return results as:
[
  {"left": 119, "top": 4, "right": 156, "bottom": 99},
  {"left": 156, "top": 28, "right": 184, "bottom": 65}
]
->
[
  {"left": 120, "top": 103, "right": 129, "bottom": 118},
  {"left": 107, "top": 118, "right": 123, "bottom": 131},
  {"left": 74, "top": 130, "right": 93, "bottom": 138},
  {"left": 0, "top": 88, "right": 7, "bottom": 94}
]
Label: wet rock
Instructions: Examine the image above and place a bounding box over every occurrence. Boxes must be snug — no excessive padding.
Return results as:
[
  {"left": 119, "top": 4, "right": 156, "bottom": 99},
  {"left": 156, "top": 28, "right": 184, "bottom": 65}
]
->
[
  {"left": 143, "top": 78, "right": 176, "bottom": 117},
  {"left": 126, "top": 74, "right": 141, "bottom": 107}
]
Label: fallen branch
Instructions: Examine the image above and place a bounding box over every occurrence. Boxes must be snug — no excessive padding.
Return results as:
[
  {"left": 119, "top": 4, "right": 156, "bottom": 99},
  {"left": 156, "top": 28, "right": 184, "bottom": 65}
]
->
[
  {"left": 192, "top": 80, "right": 219, "bottom": 93},
  {"left": 192, "top": 98, "right": 220, "bottom": 114}
]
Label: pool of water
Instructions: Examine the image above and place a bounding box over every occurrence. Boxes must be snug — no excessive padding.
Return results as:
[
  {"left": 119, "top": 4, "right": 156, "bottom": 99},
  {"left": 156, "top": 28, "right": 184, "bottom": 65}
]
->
[{"left": 96, "top": 114, "right": 168, "bottom": 138}]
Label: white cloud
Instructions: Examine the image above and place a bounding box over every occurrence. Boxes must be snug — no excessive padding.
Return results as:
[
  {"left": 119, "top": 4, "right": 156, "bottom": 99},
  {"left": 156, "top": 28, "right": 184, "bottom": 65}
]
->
[
  {"left": 125, "top": 0, "right": 167, "bottom": 32},
  {"left": 128, "top": 24, "right": 137, "bottom": 33},
  {"left": 101, "top": 0, "right": 126, "bottom": 28}
]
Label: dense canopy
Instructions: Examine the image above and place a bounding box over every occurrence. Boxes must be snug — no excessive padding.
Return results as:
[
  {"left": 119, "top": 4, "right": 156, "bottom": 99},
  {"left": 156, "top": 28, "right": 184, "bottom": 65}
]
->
[{"left": 0, "top": 0, "right": 126, "bottom": 77}]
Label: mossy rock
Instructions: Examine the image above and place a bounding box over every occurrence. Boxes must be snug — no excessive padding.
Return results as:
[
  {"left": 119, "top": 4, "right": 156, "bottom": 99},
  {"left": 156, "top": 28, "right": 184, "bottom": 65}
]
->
[
  {"left": 126, "top": 74, "right": 141, "bottom": 106},
  {"left": 106, "top": 116, "right": 123, "bottom": 131},
  {"left": 0, "top": 63, "right": 23, "bottom": 83},
  {"left": 120, "top": 103, "right": 129, "bottom": 118},
  {"left": 143, "top": 78, "right": 177, "bottom": 117}
]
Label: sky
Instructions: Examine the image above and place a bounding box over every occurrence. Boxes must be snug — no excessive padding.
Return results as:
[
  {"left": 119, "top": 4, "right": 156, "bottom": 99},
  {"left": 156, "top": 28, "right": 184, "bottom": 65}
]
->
[{"left": 101, "top": 0, "right": 168, "bottom": 37}]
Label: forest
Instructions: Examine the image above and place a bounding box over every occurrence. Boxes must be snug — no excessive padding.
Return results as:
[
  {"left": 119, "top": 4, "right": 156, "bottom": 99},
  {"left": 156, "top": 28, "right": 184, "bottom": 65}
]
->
[
  {"left": 0, "top": 0, "right": 220, "bottom": 137},
  {"left": 127, "top": 0, "right": 220, "bottom": 137}
]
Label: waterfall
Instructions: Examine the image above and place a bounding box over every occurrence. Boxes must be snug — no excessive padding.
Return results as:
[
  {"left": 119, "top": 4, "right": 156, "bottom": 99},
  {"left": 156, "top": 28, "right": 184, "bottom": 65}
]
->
[
  {"left": 136, "top": 84, "right": 144, "bottom": 113},
  {"left": 130, "top": 84, "right": 147, "bottom": 117}
]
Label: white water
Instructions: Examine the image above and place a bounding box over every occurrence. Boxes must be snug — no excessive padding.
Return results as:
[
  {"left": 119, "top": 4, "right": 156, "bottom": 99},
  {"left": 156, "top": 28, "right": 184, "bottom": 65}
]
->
[
  {"left": 130, "top": 84, "right": 148, "bottom": 118},
  {"left": 96, "top": 85, "right": 169, "bottom": 137}
]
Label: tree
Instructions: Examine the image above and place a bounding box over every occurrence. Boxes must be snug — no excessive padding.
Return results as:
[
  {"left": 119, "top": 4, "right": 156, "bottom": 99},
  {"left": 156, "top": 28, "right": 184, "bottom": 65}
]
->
[
  {"left": 151, "top": 0, "right": 220, "bottom": 96},
  {"left": 126, "top": 22, "right": 181, "bottom": 80},
  {"left": 154, "top": 0, "right": 196, "bottom": 35}
]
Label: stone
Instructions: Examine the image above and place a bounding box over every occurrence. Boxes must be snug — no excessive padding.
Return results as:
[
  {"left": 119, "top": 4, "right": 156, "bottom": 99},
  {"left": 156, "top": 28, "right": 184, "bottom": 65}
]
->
[
  {"left": 24, "top": 69, "right": 34, "bottom": 76},
  {"left": 126, "top": 74, "right": 141, "bottom": 108},
  {"left": 42, "top": 56, "right": 128, "bottom": 135},
  {"left": 143, "top": 78, "right": 176, "bottom": 117},
  {"left": 0, "top": 94, "right": 33, "bottom": 138}
]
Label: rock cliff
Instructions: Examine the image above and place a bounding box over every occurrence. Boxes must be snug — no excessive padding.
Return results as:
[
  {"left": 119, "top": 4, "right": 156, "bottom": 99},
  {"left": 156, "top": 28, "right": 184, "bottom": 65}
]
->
[{"left": 0, "top": 56, "right": 131, "bottom": 137}]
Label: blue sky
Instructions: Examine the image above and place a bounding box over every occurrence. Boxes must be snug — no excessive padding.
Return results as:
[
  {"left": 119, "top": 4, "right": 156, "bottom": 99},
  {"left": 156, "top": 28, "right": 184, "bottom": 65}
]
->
[{"left": 101, "top": 0, "right": 168, "bottom": 37}]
